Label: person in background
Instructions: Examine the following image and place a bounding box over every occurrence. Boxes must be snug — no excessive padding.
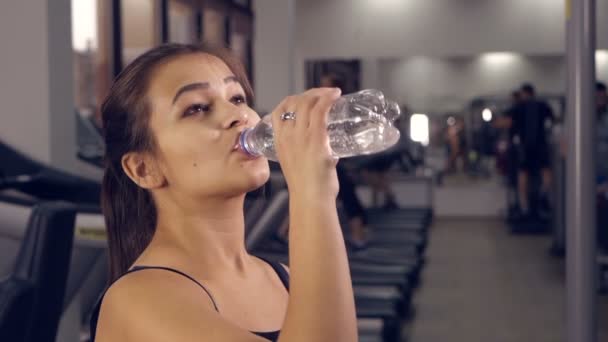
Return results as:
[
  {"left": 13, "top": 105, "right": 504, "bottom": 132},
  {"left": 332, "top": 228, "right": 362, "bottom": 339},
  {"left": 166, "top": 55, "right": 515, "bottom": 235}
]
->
[
  {"left": 359, "top": 155, "right": 400, "bottom": 210},
  {"left": 595, "top": 82, "right": 608, "bottom": 251},
  {"left": 445, "top": 115, "right": 466, "bottom": 173},
  {"left": 495, "top": 91, "right": 523, "bottom": 207},
  {"left": 356, "top": 105, "right": 406, "bottom": 210},
  {"left": 504, "top": 83, "right": 554, "bottom": 218},
  {"left": 319, "top": 73, "right": 371, "bottom": 248}
]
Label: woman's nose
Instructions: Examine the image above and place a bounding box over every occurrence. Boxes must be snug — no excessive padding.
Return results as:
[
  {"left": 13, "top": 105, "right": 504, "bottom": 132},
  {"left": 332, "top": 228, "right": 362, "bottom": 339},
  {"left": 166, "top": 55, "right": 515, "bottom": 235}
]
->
[{"left": 224, "top": 107, "right": 249, "bottom": 129}]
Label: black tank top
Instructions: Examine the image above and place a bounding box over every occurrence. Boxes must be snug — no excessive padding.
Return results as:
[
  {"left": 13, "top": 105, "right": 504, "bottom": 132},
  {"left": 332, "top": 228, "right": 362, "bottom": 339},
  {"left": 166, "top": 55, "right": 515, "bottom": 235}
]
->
[{"left": 89, "top": 257, "right": 290, "bottom": 342}]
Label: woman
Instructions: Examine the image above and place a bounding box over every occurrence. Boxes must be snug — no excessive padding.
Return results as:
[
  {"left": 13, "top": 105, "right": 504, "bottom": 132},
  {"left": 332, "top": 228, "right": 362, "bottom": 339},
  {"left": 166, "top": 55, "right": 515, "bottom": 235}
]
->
[{"left": 92, "top": 43, "right": 357, "bottom": 341}]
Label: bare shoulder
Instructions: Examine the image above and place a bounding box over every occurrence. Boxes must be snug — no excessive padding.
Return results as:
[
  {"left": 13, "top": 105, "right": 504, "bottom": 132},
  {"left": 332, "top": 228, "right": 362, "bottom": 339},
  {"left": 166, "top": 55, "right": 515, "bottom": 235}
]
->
[{"left": 95, "top": 268, "right": 267, "bottom": 342}]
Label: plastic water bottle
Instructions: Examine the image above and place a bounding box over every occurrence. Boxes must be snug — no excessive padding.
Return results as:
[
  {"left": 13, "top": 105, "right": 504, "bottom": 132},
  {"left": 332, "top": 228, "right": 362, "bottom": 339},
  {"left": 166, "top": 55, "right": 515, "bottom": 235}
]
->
[{"left": 239, "top": 89, "right": 401, "bottom": 161}]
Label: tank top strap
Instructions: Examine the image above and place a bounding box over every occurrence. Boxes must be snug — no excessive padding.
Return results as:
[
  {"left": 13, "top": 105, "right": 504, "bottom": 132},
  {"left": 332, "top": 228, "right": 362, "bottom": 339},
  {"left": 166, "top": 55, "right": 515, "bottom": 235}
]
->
[
  {"left": 89, "top": 265, "right": 219, "bottom": 342},
  {"left": 128, "top": 266, "right": 220, "bottom": 310}
]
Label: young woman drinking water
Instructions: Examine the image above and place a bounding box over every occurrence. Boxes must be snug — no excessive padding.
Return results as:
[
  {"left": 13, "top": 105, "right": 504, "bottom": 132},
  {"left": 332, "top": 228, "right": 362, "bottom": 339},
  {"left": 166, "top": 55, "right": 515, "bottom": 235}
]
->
[{"left": 91, "top": 43, "right": 357, "bottom": 342}]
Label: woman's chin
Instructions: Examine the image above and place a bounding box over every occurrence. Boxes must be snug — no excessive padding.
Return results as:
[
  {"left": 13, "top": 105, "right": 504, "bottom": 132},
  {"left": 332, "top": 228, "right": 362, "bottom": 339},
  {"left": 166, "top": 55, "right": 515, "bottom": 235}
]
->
[
  {"left": 245, "top": 167, "right": 271, "bottom": 190},
  {"left": 231, "top": 159, "right": 268, "bottom": 190}
]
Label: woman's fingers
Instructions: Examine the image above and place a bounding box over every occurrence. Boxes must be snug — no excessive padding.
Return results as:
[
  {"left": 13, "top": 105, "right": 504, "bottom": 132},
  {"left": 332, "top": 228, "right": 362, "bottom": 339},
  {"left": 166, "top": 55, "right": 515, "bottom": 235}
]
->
[
  {"left": 292, "top": 88, "right": 334, "bottom": 131},
  {"left": 271, "top": 95, "right": 296, "bottom": 135},
  {"left": 310, "top": 88, "right": 341, "bottom": 136},
  {"left": 292, "top": 92, "right": 317, "bottom": 131},
  {"left": 270, "top": 88, "right": 341, "bottom": 160}
]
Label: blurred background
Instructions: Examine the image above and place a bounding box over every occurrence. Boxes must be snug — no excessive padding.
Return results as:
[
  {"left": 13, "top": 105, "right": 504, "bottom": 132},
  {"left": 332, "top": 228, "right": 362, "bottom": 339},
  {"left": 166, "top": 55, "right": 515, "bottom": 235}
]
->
[{"left": 0, "top": 0, "right": 607, "bottom": 341}]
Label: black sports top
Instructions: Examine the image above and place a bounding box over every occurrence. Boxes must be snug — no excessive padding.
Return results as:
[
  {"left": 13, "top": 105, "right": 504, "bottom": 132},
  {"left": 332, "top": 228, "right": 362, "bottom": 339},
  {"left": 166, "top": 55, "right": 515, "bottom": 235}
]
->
[{"left": 89, "top": 258, "right": 289, "bottom": 342}]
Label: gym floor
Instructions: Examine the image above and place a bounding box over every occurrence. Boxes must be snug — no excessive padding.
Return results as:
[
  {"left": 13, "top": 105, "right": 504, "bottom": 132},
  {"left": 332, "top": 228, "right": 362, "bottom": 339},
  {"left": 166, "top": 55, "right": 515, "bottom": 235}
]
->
[{"left": 405, "top": 218, "right": 608, "bottom": 342}]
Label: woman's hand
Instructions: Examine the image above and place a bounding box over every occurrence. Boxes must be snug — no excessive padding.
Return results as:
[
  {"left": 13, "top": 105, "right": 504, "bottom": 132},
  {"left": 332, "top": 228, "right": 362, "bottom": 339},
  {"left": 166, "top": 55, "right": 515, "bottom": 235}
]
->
[{"left": 271, "top": 88, "right": 342, "bottom": 200}]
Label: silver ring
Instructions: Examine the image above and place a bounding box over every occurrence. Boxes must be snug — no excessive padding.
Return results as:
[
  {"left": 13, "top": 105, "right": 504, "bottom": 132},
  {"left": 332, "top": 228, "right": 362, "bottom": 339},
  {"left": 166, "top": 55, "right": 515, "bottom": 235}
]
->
[{"left": 280, "top": 111, "right": 296, "bottom": 121}]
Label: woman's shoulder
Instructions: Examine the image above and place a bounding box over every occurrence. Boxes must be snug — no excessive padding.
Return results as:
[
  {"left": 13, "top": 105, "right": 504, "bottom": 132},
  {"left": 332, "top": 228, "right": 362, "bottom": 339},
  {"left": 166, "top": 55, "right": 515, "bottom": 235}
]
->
[
  {"left": 95, "top": 267, "right": 271, "bottom": 341},
  {"left": 104, "top": 265, "right": 220, "bottom": 311},
  {"left": 95, "top": 267, "right": 218, "bottom": 341}
]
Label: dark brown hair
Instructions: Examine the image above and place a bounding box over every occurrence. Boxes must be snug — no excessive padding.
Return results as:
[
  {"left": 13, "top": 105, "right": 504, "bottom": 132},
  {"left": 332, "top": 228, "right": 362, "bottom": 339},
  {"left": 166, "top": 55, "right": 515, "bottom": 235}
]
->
[{"left": 101, "top": 43, "right": 253, "bottom": 282}]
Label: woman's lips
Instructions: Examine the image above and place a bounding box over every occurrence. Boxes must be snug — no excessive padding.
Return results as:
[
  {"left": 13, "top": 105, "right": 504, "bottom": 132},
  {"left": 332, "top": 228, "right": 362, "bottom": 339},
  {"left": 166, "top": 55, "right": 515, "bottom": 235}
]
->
[
  {"left": 232, "top": 134, "right": 243, "bottom": 152},
  {"left": 232, "top": 134, "right": 258, "bottom": 159}
]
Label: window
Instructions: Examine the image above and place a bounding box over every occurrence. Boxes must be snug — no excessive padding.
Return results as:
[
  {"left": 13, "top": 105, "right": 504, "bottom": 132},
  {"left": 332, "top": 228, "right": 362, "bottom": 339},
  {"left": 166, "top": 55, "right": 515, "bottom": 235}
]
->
[
  {"left": 202, "top": 9, "right": 226, "bottom": 45},
  {"left": 71, "top": 0, "right": 111, "bottom": 163},
  {"left": 71, "top": 0, "right": 115, "bottom": 124},
  {"left": 121, "top": 0, "right": 159, "bottom": 65},
  {"left": 71, "top": 0, "right": 101, "bottom": 118},
  {"left": 229, "top": 11, "right": 253, "bottom": 79},
  {"left": 410, "top": 113, "right": 430, "bottom": 146},
  {"left": 169, "top": 0, "right": 198, "bottom": 44}
]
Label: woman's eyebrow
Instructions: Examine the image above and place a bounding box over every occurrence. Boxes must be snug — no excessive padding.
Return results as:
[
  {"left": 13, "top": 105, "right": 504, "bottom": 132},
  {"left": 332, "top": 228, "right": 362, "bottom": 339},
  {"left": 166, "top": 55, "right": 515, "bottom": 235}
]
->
[
  {"left": 172, "top": 76, "right": 239, "bottom": 105},
  {"left": 224, "top": 75, "right": 238, "bottom": 84},
  {"left": 172, "top": 82, "right": 209, "bottom": 104}
]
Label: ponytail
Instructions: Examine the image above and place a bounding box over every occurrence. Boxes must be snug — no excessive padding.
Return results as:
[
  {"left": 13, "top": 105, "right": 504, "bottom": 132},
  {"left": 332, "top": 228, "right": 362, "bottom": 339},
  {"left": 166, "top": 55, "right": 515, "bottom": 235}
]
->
[{"left": 101, "top": 162, "right": 156, "bottom": 282}]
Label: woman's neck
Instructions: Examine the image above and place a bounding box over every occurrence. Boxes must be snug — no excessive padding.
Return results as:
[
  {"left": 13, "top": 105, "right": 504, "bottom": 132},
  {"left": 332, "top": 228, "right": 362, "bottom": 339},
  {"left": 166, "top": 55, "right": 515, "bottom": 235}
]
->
[{"left": 148, "top": 195, "right": 252, "bottom": 276}]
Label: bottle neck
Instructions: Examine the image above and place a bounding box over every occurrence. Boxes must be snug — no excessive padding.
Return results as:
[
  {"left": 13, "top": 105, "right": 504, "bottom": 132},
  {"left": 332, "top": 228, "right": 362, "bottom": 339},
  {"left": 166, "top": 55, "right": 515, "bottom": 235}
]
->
[{"left": 239, "top": 128, "right": 262, "bottom": 157}]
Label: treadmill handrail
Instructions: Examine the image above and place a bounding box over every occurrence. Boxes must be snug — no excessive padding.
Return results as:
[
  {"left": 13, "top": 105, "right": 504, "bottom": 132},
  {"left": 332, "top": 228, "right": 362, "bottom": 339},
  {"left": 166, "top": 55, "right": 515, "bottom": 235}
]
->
[{"left": 245, "top": 190, "right": 289, "bottom": 250}]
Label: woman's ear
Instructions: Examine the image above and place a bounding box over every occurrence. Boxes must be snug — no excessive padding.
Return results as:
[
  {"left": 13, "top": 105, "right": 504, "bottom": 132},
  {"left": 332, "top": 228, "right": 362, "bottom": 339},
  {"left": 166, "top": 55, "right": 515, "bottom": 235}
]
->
[{"left": 121, "top": 152, "right": 166, "bottom": 189}]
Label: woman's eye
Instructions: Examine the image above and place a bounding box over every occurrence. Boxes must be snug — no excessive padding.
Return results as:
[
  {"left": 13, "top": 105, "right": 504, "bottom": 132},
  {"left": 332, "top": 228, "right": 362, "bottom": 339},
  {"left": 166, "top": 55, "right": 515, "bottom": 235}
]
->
[
  {"left": 183, "top": 103, "right": 210, "bottom": 117},
  {"left": 231, "top": 95, "right": 246, "bottom": 105}
]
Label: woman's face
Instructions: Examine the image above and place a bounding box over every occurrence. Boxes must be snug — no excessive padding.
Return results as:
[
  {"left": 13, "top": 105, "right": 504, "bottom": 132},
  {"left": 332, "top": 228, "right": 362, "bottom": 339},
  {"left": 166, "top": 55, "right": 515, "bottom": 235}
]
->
[{"left": 145, "top": 53, "right": 269, "bottom": 200}]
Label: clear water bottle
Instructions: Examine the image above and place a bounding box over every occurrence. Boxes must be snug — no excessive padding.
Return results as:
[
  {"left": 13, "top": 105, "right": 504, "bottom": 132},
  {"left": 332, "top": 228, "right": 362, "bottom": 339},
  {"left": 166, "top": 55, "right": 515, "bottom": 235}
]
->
[{"left": 239, "top": 89, "right": 401, "bottom": 161}]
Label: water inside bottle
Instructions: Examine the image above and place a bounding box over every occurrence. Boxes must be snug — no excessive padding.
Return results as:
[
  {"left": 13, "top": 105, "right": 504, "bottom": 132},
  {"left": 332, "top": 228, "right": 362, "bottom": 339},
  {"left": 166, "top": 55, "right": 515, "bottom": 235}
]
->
[
  {"left": 328, "top": 114, "right": 400, "bottom": 158},
  {"left": 244, "top": 115, "right": 400, "bottom": 161},
  {"left": 241, "top": 90, "right": 401, "bottom": 161}
]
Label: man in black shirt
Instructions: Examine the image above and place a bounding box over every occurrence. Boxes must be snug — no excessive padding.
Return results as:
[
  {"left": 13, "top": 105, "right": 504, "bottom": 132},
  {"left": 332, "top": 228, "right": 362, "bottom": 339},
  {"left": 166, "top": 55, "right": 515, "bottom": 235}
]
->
[{"left": 507, "top": 83, "right": 554, "bottom": 216}]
